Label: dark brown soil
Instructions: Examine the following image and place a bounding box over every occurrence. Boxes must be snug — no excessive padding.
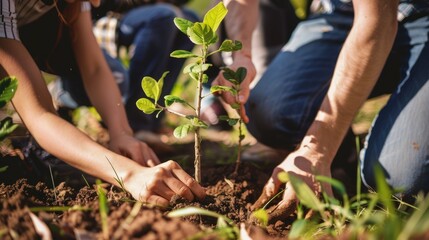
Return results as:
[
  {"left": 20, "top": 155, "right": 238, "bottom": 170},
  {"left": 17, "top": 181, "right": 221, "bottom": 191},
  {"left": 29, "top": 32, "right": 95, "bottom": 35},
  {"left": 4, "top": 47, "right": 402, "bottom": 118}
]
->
[
  {"left": 0, "top": 135, "right": 290, "bottom": 240},
  {"left": 0, "top": 118, "right": 358, "bottom": 240}
]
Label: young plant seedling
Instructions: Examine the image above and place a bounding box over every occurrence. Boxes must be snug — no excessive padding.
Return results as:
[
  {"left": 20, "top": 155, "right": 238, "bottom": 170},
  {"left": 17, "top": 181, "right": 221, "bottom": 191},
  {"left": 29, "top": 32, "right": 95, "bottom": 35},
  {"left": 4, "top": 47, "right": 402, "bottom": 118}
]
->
[
  {"left": 136, "top": 2, "right": 244, "bottom": 183},
  {"left": 210, "top": 67, "right": 247, "bottom": 174}
]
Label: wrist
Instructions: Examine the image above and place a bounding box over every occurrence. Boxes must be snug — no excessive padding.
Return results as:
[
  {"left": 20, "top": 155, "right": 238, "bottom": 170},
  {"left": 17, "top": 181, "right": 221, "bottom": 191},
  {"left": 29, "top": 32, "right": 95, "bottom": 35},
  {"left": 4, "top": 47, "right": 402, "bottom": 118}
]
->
[
  {"left": 301, "top": 131, "right": 338, "bottom": 165},
  {"left": 108, "top": 126, "right": 133, "bottom": 139},
  {"left": 233, "top": 50, "right": 252, "bottom": 60}
]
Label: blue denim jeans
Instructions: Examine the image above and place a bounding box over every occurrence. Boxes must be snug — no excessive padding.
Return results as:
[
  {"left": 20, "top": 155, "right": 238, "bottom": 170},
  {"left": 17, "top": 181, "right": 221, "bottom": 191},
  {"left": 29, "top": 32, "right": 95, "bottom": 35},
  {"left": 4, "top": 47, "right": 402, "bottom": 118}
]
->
[{"left": 246, "top": 11, "right": 429, "bottom": 198}]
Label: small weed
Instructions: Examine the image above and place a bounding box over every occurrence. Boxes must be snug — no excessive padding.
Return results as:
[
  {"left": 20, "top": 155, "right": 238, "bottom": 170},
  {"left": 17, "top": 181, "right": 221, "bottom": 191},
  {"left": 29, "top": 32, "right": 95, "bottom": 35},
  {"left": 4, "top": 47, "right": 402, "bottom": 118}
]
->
[
  {"left": 48, "top": 164, "right": 58, "bottom": 203},
  {"left": 29, "top": 205, "right": 90, "bottom": 212},
  {"left": 105, "top": 156, "right": 128, "bottom": 196},
  {"left": 96, "top": 179, "right": 109, "bottom": 240},
  {"left": 168, "top": 206, "right": 239, "bottom": 240}
]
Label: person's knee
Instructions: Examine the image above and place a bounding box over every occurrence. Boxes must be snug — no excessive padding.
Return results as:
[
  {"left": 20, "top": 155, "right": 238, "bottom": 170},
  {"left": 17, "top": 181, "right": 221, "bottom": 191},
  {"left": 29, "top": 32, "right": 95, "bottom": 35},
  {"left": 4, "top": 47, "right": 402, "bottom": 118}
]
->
[
  {"left": 360, "top": 146, "right": 429, "bottom": 199},
  {"left": 246, "top": 99, "right": 306, "bottom": 150}
]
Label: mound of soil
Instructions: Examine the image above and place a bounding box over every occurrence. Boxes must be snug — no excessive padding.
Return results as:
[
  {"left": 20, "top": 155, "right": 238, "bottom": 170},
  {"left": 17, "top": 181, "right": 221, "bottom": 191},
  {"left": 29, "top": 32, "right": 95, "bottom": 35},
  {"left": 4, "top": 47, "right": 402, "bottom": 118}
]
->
[{"left": 0, "top": 136, "right": 289, "bottom": 240}]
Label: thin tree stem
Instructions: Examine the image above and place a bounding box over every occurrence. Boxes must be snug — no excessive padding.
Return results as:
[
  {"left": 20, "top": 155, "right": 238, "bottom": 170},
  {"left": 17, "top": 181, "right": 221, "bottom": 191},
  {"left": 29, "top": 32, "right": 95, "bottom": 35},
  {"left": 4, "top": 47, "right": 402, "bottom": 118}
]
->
[
  {"left": 234, "top": 119, "right": 243, "bottom": 174},
  {"left": 194, "top": 46, "right": 207, "bottom": 183}
]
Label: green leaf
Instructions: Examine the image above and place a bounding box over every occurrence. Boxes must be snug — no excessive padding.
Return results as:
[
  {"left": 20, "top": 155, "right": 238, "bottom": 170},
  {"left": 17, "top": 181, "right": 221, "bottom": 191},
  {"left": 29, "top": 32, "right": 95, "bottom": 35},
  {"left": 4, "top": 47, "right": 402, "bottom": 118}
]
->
[
  {"left": 218, "top": 115, "right": 230, "bottom": 121},
  {"left": 219, "top": 39, "right": 242, "bottom": 52},
  {"left": 235, "top": 67, "right": 247, "bottom": 84},
  {"left": 222, "top": 68, "right": 239, "bottom": 85},
  {"left": 170, "top": 50, "right": 199, "bottom": 59},
  {"left": 173, "top": 124, "right": 193, "bottom": 138},
  {"left": 203, "top": 1, "right": 228, "bottom": 32},
  {"left": 141, "top": 76, "right": 159, "bottom": 101},
  {"left": 227, "top": 118, "right": 239, "bottom": 126},
  {"left": 0, "top": 166, "right": 8, "bottom": 173},
  {"left": 277, "top": 172, "right": 289, "bottom": 183},
  {"left": 187, "top": 22, "right": 215, "bottom": 45},
  {"left": 183, "top": 62, "right": 198, "bottom": 74},
  {"left": 169, "top": 207, "right": 231, "bottom": 222},
  {"left": 164, "top": 95, "right": 186, "bottom": 107},
  {"left": 210, "top": 85, "right": 237, "bottom": 95},
  {"left": 315, "top": 175, "right": 346, "bottom": 197},
  {"left": 0, "top": 117, "right": 18, "bottom": 141},
  {"left": 288, "top": 174, "right": 324, "bottom": 212},
  {"left": 191, "top": 64, "right": 212, "bottom": 74},
  {"left": 136, "top": 98, "right": 158, "bottom": 114},
  {"left": 96, "top": 179, "right": 109, "bottom": 239},
  {"left": 399, "top": 194, "right": 429, "bottom": 240},
  {"left": 202, "top": 74, "right": 209, "bottom": 84},
  {"left": 157, "top": 71, "right": 169, "bottom": 101},
  {"left": 216, "top": 217, "right": 228, "bottom": 228},
  {"left": 174, "top": 17, "right": 194, "bottom": 35},
  {"left": 251, "top": 209, "right": 269, "bottom": 227},
  {"left": 230, "top": 103, "right": 241, "bottom": 109},
  {"left": 374, "top": 165, "right": 396, "bottom": 216},
  {"left": 30, "top": 205, "right": 90, "bottom": 212},
  {"left": 0, "top": 76, "right": 18, "bottom": 108},
  {"left": 290, "top": 0, "right": 309, "bottom": 19},
  {"left": 189, "top": 72, "right": 199, "bottom": 81},
  {"left": 190, "top": 117, "right": 209, "bottom": 128},
  {"left": 289, "top": 219, "right": 318, "bottom": 239},
  {"left": 207, "top": 33, "right": 218, "bottom": 45}
]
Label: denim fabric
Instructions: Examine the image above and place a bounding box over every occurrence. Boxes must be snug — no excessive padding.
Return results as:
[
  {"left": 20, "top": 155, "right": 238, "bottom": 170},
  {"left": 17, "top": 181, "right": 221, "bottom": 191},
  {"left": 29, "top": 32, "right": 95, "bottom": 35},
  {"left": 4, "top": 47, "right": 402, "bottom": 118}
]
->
[
  {"left": 246, "top": 10, "right": 429, "bottom": 198},
  {"left": 361, "top": 16, "right": 429, "bottom": 199},
  {"left": 246, "top": 13, "right": 353, "bottom": 150},
  {"left": 320, "top": 0, "right": 429, "bottom": 21}
]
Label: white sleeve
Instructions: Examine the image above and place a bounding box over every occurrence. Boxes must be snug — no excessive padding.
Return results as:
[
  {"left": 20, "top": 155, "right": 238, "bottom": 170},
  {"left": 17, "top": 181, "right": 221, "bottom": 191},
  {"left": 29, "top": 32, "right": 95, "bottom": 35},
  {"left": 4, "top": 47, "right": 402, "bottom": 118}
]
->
[{"left": 0, "top": 0, "right": 20, "bottom": 40}]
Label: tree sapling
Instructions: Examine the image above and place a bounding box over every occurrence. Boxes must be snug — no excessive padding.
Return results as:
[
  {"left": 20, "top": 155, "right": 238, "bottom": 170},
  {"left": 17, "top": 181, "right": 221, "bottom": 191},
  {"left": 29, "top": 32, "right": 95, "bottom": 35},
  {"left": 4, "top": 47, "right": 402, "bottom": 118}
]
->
[{"left": 136, "top": 2, "right": 245, "bottom": 183}]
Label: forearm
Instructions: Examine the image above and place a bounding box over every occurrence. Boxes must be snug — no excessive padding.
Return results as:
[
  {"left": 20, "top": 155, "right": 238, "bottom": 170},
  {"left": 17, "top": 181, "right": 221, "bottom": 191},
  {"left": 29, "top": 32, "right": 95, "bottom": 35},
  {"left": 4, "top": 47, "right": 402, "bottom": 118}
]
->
[
  {"left": 303, "top": 1, "right": 398, "bottom": 162},
  {"left": 0, "top": 39, "right": 138, "bottom": 186},
  {"left": 31, "top": 113, "right": 140, "bottom": 184},
  {"left": 80, "top": 63, "right": 133, "bottom": 137},
  {"left": 71, "top": 11, "right": 133, "bottom": 138},
  {"left": 223, "top": 0, "right": 259, "bottom": 58}
]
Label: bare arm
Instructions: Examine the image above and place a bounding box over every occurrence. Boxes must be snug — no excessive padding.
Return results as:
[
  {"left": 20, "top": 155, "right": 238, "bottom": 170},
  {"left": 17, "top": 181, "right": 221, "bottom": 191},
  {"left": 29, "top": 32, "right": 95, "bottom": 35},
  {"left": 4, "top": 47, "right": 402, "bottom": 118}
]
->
[
  {"left": 223, "top": 0, "right": 259, "bottom": 58},
  {"left": 212, "top": 0, "right": 259, "bottom": 122},
  {"left": 0, "top": 30, "right": 205, "bottom": 207},
  {"left": 304, "top": 0, "right": 399, "bottom": 161},
  {"left": 0, "top": 38, "right": 137, "bottom": 186},
  {"left": 69, "top": 10, "right": 159, "bottom": 165},
  {"left": 253, "top": 0, "right": 399, "bottom": 217},
  {"left": 70, "top": 10, "right": 131, "bottom": 139}
]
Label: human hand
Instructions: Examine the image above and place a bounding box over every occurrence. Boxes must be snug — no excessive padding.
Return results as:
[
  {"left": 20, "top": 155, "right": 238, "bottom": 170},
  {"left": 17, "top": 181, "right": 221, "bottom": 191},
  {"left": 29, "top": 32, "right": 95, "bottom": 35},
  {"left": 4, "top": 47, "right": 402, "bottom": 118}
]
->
[
  {"left": 211, "top": 52, "right": 256, "bottom": 123},
  {"left": 251, "top": 145, "right": 333, "bottom": 222},
  {"left": 109, "top": 133, "right": 160, "bottom": 167},
  {"left": 124, "top": 160, "right": 206, "bottom": 207}
]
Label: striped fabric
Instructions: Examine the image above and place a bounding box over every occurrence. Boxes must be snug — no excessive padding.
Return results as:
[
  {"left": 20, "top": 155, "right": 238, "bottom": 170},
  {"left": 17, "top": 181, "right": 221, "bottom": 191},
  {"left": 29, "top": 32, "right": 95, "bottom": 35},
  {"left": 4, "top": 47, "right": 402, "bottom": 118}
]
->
[
  {"left": 0, "top": 0, "right": 90, "bottom": 40},
  {"left": 0, "top": 0, "right": 20, "bottom": 39}
]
